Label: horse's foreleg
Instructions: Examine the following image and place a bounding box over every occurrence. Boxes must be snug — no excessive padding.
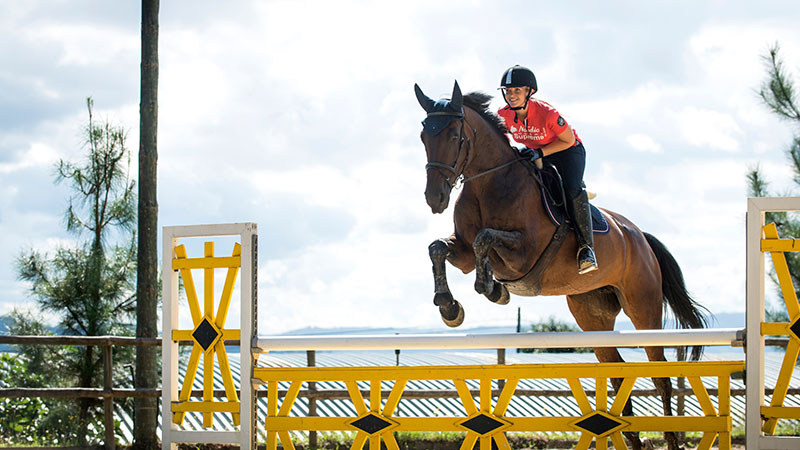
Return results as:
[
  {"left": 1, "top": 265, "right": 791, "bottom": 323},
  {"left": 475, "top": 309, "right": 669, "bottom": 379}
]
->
[
  {"left": 472, "top": 229, "right": 521, "bottom": 305},
  {"left": 429, "top": 236, "right": 473, "bottom": 327}
]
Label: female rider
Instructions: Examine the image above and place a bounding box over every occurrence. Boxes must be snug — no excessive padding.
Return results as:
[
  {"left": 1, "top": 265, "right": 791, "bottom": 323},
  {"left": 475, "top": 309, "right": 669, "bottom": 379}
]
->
[{"left": 496, "top": 65, "right": 597, "bottom": 274}]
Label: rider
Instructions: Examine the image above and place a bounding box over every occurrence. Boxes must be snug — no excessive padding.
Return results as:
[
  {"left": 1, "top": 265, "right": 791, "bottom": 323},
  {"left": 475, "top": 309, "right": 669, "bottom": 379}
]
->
[{"left": 497, "top": 65, "right": 598, "bottom": 274}]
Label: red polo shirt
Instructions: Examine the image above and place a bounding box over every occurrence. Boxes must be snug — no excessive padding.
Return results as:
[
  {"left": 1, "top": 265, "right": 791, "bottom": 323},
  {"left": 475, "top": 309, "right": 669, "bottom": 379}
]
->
[{"left": 498, "top": 99, "right": 581, "bottom": 148}]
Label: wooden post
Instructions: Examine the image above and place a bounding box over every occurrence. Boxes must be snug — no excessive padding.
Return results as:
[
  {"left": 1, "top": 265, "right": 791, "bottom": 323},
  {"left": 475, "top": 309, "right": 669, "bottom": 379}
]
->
[
  {"left": 104, "top": 345, "right": 115, "bottom": 450},
  {"left": 136, "top": 0, "right": 160, "bottom": 446},
  {"left": 497, "top": 349, "right": 506, "bottom": 392},
  {"left": 307, "top": 350, "right": 317, "bottom": 449},
  {"left": 676, "top": 346, "right": 686, "bottom": 442}
]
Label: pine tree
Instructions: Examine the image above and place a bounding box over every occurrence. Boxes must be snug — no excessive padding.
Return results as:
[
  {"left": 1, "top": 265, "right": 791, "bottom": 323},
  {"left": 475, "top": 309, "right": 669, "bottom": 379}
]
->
[
  {"left": 15, "top": 98, "right": 137, "bottom": 445},
  {"left": 747, "top": 43, "right": 800, "bottom": 322}
]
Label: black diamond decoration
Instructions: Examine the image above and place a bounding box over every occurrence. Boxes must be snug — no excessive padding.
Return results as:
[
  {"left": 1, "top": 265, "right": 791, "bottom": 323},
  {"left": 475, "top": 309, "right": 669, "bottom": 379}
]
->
[
  {"left": 790, "top": 318, "right": 800, "bottom": 341},
  {"left": 351, "top": 414, "right": 392, "bottom": 434},
  {"left": 461, "top": 414, "right": 505, "bottom": 435},
  {"left": 192, "top": 318, "right": 220, "bottom": 351},
  {"left": 574, "top": 413, "right": 623, "bottom": 436}
]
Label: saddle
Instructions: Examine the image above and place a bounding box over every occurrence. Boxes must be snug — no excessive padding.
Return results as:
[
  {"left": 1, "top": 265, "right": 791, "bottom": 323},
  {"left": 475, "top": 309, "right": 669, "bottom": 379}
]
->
[
  {"left": 497, "top": 161, "right": 608, "bottom": 295},
  {"left": 536, "top": 163, "right": 609, "bottom": 234}
]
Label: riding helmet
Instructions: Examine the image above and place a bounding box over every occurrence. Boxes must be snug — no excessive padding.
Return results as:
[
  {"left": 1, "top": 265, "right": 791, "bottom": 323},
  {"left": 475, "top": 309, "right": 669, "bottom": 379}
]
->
[{"left": 500, "top": 65, "right": 537, "bottom": 93}]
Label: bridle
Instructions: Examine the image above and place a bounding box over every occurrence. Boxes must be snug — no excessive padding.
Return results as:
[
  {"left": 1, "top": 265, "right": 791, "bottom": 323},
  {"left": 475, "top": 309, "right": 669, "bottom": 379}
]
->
[
  {"left": 424, "top": 112, "right": 525, "bottom": 189},
  {"left": 424, "top": 113, "right": 474, "bottom": 188}
]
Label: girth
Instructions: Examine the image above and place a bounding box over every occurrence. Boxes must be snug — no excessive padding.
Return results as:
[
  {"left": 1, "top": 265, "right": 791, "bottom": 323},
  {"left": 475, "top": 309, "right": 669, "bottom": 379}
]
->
[{"left": 496, "top": 220, "right": 571, "bottom": 296}]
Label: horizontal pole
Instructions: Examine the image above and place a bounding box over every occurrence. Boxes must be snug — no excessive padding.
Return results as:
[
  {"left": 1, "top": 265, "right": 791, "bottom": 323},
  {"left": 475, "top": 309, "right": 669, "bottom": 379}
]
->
[
  {"left": 0, "top": 335, "right": 239, "bottom": 347},
  {"left": 3, "top": 331, "right": 784, "bottom": 351},
  {"left": 165, "top": 430, "right": 243, "bottom": 444},
  {"left": 172, "top": 400, "right": 240, "bottom": 413},
  {"left": 263, "top": 415, "right": 730, "bottom": 433},
  {"left": 263, "top": 386, "right": 799, "bottom": 400},
  {"left": 6, "top": 384, "right": 797, "bottom": 401},
  {"left": 0, "top": 388, "right": 160, "bottom": 399},
  {"left": 172, "top": 256, "right": 240, "bottom": 270},
  {"left": 1, "top": 447, "right": 104, "bottom": 450},
  {"left": 761, "top": 238, "right": 800, "bottom": 252},
  {"left": 761, "top": 405, "right": 800, "bottom": 420},
  {"left": 255, "top": 328, "right": 744, "bottom": 352},
  {"left": 255, "top": 361, "right": 744, "bottom": 382},
  {"left": 0, "top": 335, "right": 161, "bottom": 346}
]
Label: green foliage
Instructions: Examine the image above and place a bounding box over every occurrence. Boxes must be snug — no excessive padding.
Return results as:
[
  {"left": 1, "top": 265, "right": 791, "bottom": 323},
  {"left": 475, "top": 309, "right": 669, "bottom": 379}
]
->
[
  {"left": 759, "top": 44, "right": 800, "bottom": 123},
  {"left": 749, "top": 43, "right": 800, "bottom": 323},
  {"left": 519, "top": 316, "right": 592, "bottom": 353},
  {"left": 0, "top": 352, "right": 106, "bottom": 446},
  {"left": 0, "top": 354, "right": 49, "bottom": 445},
  {"left": 12, "top": 97, "right": 137, "bottom": 445}
]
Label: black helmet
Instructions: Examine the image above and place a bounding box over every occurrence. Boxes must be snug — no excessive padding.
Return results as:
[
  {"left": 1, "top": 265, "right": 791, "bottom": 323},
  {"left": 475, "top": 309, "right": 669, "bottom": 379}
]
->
[{"left": 500, "top": 65, "right": 537, "bottom": 93}]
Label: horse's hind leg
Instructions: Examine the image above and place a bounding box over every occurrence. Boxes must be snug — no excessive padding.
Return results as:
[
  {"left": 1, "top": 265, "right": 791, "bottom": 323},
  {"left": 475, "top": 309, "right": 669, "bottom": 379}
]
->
[
  {"left": 567, "top": 288, "right": 645, "bottom": 450},
  {"left": 622, "top": 277, "right": 682, "bottom": 450},
  {"left": 472, "top": 228, "right": 522, "bottom": 305},
  {"left": 646, "top": 347, "right": 681, "bottom": 450}
]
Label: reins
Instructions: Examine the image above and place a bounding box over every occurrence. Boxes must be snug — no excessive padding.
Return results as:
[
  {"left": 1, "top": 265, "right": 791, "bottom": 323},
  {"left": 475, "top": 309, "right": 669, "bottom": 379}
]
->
[
  {"left": 423, "top": 109, "right": 561, "bottom": 201},
  {"left": 425, "top": 114, "right": 528, "bottom": 189}
]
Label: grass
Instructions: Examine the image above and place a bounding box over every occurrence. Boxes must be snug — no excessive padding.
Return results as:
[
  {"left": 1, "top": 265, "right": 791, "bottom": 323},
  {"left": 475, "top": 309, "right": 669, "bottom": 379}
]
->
[{"left": 256, "top": 429, "right": 750, "bottom": 450}]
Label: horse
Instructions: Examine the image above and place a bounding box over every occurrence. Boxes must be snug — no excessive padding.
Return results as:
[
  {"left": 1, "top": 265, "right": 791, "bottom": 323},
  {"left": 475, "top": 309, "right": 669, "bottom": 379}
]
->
[{"left": 415, "top": 81, "right": 708, "bottom": 450}]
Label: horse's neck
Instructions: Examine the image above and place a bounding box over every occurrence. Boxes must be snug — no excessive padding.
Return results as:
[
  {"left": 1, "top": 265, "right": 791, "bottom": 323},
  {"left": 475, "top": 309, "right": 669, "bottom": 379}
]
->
[
  {"left": 463, "top": 122, "right": 515, "bottom": 178},
  {"left": 465, "top": 115, "right": 550, "bottom": 232}
]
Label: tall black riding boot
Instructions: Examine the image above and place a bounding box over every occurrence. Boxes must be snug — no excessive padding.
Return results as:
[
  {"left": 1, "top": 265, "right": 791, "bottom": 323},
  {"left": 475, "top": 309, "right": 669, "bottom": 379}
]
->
[{"left": 570, "top": 189, "right": 598, "bottom": 274}]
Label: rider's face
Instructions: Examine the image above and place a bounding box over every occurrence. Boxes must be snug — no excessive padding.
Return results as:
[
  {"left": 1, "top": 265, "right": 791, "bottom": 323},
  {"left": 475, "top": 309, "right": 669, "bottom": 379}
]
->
[{"left": 503, "top": 86, "right": 530, "bottom": 108}]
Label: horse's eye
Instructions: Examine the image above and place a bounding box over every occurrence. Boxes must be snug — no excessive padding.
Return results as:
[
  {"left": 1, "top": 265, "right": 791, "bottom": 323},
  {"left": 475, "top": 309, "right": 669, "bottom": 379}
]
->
[{"left": 451, "top": 135, "right": 459, "bottom": 142}]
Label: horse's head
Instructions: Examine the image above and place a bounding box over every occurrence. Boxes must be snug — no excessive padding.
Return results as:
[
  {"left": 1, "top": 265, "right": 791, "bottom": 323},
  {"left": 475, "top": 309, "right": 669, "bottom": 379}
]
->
[{"left": 415, "top": 81, "right": 466, "bottom": 214}]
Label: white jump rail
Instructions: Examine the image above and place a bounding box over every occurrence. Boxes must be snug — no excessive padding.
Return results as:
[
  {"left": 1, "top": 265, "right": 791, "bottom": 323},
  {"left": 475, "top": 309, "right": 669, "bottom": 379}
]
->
[{"left": 254, "top": 328, "right": 743, "bottom": 352}]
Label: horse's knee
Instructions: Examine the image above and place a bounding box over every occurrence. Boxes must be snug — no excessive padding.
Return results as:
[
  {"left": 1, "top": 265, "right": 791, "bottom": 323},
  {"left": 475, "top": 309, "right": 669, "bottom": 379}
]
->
[
  {"left": 429, "top": 239, "right": 449, "bottom": 263},
  {"left": 473, "top": 229, "right": 495, "bottom": 255}
]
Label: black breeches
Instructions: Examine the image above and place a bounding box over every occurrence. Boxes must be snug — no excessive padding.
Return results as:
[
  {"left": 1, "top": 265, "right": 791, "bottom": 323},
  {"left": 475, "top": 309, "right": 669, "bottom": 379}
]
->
[{"left": 543, "top": 141, "right": 586, "bottom": 200}]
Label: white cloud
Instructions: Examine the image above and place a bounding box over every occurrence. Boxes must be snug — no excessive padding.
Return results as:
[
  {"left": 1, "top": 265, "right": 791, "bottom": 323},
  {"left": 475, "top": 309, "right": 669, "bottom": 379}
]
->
[
  {"left": 674, "top": 106, "right": 742, "bottom": 152},
  {"left": 626, "top": 133, "right": 661, "bottom": 154},
  {"left": 0, "top": 142, "right": 60, "bottom": 174},
  {"left": 25, "top": 23, "right": 138, "bottom": 67}
]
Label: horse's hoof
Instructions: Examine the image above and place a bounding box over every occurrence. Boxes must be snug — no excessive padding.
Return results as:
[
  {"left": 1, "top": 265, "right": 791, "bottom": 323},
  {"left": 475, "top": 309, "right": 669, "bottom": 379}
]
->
[
  {"left": 439, "top": 300, "right": 464, "bottom": 327},
  {"left": 487, "top": 283, "right": 510, "bottom": 305}
]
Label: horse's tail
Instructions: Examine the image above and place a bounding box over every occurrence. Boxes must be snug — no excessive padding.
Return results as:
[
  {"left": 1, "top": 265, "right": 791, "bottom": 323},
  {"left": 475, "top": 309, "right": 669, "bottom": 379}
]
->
[{"left": 643, "top": 232, "right": 710, "bottom": 361}]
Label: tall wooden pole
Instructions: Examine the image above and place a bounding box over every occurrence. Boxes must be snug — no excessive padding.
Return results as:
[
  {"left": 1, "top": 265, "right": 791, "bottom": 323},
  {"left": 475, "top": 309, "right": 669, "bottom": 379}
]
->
[{"left": 135, "top": 0, "right": 159, "bottom": 448}]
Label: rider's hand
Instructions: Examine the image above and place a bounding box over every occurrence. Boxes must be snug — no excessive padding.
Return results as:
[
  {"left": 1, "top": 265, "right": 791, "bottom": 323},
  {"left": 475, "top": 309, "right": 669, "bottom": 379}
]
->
[{"left": 520, "top": 147, "right": 543, "bottom": 161}]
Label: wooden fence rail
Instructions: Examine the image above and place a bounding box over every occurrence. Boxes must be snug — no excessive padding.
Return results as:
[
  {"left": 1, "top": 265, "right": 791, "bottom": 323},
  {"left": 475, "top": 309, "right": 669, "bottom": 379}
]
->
[{"left": 0, "top": 335, "right": 162, "bottom": 450}]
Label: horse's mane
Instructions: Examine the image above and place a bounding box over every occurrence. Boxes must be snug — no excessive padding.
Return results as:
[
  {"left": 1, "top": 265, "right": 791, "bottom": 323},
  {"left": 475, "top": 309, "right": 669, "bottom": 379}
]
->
[{"left": 463, "top": 92, "right": 508, "bottom": 140}]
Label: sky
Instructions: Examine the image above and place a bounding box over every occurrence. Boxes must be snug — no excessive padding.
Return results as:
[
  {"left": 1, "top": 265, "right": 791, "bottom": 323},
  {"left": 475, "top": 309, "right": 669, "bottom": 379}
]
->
[{"left": 1, "top": 0, "right": 800, "bottom": 335}]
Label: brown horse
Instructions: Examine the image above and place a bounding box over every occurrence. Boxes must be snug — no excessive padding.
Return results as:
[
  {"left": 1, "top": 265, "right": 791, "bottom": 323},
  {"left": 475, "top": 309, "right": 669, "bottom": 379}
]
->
[{"left": 415, "top": 81, "right": 707, "bottom": 450}]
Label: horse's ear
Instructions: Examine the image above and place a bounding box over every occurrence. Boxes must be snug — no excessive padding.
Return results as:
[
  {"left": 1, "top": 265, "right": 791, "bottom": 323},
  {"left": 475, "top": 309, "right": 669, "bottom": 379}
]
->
[
  {"left": 450, "top": 80, "right": 463, "bottom": 111},
  {"left": 414, "top": 83, "right": 435, "bottom": 113}
]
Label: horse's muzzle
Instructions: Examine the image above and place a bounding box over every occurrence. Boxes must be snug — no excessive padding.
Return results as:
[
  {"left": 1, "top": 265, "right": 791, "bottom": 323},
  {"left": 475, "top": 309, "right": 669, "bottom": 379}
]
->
[{"left": 425, "top": 184, "right": 451, "bottom": 214}]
